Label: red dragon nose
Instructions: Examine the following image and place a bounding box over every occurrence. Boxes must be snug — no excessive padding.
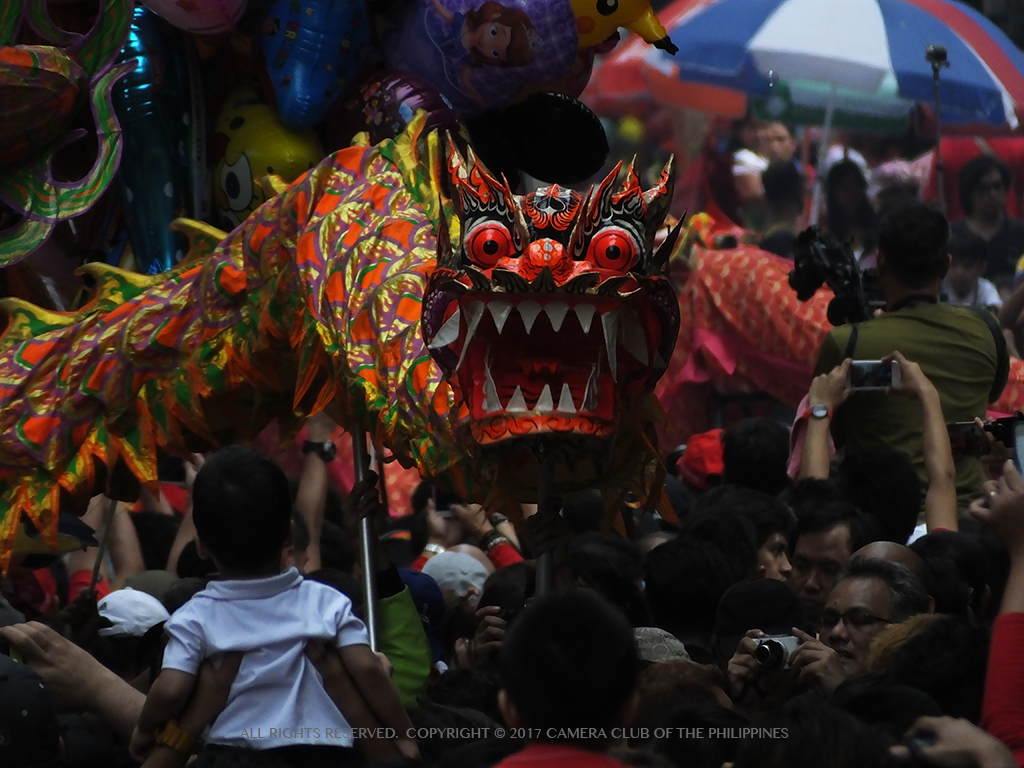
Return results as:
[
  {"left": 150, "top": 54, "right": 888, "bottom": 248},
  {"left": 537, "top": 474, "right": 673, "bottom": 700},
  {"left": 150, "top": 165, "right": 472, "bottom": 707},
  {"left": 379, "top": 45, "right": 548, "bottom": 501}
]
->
[{"left": 520, "top": 238, "right": 572, "bottom": 282}]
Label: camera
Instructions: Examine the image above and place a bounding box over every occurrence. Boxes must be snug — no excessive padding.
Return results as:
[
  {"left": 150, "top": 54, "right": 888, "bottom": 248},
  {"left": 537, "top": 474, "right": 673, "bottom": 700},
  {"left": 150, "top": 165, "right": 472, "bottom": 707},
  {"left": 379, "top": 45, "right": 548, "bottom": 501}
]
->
[
  {"left": 925, "top": 45, "right": 948, "bottom": 66},
  {"left": 788, "top": 227, "right": 884, "bottom": 325},
  {"left": 754, "top": 634, "right": 801, "bottom": 670},
  {"left": 848, "top": 360, "right": 900, "bottom": 391}
]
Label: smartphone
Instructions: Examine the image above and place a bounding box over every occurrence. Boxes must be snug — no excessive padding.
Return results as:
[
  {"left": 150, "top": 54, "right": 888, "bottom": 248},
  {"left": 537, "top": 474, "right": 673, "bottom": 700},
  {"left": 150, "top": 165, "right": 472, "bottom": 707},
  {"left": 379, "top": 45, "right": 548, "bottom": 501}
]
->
[
  {"left": 1014, "top": 422, "right": 1024, "bottom": 476},
  {"left": 947, "top": 422, "right": 992, "bottom": 457},
  {"left": 848, "top": 360, "right": 900, "bottom": 391}
]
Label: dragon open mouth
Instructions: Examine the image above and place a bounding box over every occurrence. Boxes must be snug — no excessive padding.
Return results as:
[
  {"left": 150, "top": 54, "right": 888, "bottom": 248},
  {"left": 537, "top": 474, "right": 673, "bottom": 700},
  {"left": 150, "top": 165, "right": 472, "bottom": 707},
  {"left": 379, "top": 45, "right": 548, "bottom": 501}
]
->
[{"left": 425, "top": 291, "right": 669, "bottom": 443}]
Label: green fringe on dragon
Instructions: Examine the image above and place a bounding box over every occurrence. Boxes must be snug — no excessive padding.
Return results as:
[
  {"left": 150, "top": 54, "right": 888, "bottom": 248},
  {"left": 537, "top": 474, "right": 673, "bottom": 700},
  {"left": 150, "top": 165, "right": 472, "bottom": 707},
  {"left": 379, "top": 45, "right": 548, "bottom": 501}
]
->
[{"left": 0, "top": 115, "right": 680, "bottom": 570}]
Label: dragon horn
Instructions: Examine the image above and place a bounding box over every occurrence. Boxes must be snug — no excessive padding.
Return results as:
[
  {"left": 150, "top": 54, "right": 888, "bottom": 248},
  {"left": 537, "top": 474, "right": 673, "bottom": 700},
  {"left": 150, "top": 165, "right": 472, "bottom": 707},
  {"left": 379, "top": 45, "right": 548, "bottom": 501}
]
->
[{"left": 653, "top": 212, "right": 686, "bottom": 274}]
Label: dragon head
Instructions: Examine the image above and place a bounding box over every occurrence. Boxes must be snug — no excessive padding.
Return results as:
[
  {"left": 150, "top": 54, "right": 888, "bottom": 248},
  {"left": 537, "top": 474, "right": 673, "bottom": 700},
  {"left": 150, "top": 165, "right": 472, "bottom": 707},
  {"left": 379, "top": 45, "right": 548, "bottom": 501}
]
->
[{"left": 422, "top": 141, "right": 680, "bottom": 478}]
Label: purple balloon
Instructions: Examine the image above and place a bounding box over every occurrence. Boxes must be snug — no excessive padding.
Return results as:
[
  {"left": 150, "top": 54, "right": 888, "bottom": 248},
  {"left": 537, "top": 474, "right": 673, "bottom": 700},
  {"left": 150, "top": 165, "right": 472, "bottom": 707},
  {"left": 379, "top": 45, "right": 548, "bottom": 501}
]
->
[
  {"left": 380, "top": 0, "right": 578, "bottom": 118},
  {"left": 323, "top": 70, "right": 464, "bottom": 150}
]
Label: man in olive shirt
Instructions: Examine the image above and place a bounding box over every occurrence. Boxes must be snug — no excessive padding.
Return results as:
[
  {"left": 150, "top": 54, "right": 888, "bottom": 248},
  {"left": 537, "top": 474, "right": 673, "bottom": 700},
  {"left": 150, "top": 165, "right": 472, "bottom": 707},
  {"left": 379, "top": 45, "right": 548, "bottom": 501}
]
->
[{"left": 814, "top": 202, "right": 1009, "bottom": 507}]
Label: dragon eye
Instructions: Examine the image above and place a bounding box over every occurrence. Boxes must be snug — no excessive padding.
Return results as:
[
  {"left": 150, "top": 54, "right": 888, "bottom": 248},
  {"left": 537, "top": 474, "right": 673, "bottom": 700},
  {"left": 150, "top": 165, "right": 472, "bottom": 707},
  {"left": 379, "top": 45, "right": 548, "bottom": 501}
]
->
[
  {"left": 220, "top": 154, "right": 253, "bottom": 213},
  {"left": 588, "top": 229, "right": 637, "bottom": 270},
  {"left": 467, "top": 224, "right": 513, "bottom": 268}
]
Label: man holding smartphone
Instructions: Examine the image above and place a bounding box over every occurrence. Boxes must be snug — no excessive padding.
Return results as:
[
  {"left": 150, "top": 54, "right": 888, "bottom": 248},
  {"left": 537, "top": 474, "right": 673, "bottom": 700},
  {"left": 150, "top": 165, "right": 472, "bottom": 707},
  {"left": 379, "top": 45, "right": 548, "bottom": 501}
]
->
[{"left": 813, "top": 201, "right": 1009, "bottom": 508}]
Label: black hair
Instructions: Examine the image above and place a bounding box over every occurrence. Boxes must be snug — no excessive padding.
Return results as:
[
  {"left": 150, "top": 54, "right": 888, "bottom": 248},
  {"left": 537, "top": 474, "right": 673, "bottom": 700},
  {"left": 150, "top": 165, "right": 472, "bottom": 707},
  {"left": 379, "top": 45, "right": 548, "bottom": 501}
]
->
[
  {"left": 191, "top": 446, "right": 292, "bottom": 571},
  {"left": 681, "top": 508, "right": 760, "bottom": 583},
  {"left": 478, "top": 561, "right": 535, "bottom": 627},
  {"left": 959, "top": 154, "right": 1012, "bottom": 216},
  {"left": 826, "top": 159, "right": 878, "bottom": 255},
  {"left": 910, "top": 531, "right": 989, "bottom": 619},
  {"left": 831, "top": 672, "right": 944, "bottom": 744},
  {"left": 566, "top": 533, "right": 651, "bottom": 627},
  {"left": 733, "top": 698, "right": 892, "bottom": 768},
  {"left": 175, "top": 540, "right": 217, "bottom": 579},
  {"left": 643, "top": 537, "right": 734, "bottom": 639},
  {"left": 561, "top": 489, "right": 604, "bottom": 535},
  {"left": 653, "top": 704, "right": 750, "bottom": 768},
  {"left": 129, "top": 511, "right": 182, "bottom": 572},
  {"left": 425, "top": 667, "right": 503, "bottom": 725},
  {"left": 840, "top": 557, "right": 930, "bottom": 621},
  {"left": 796, "top": 502, "right": 880, "bottom": 554},
  {"left": 887, "top": 615, "right": 990, "bottom": 722},
  {"left": 499, "top": 592, "right": 640, "bottom": 737},
  {"left": 431, "top": 738, "right": 520, "bottom": 768},
  {"left": 877, "top": 200, "right": 951, "bottom": 287},
  {"left": 318, "top": 519, "right": 356, "bottom": 575},
  {"left": 409, "top": 703, "right": 502, "bottom": 764},
  {"left": 957, "top": 518, "right": 1009, "bottom": 625},
  {"left": 762, "top": 160, "right": 804, "bottom": 210},
  {"left": 662, "top": 474, "right": 691, "bottom": 522},
  {"left": 836, "top": 449, "right": 921, "bottom": 545},
  {"left": 780, "top": 478, "right": 848, "bottom": 521},
  {"left": 948, "top": 229, "right": 988, "bottom": 265},
  {"left": 720, "top": 418, "right": 792, "bottom": 496},
  {"left": 162, "top": 576, "right": 211, "bottom": 614},
  {"left": 697, "top": 485, "right": 797, "bottom": 548}
]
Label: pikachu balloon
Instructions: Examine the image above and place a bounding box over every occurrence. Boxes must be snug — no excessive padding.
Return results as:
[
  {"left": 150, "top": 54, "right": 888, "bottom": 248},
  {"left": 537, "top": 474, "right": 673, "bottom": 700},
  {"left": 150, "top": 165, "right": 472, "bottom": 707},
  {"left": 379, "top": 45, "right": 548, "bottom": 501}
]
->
[{"left": 570, "top": 0, "right": 677, "bottom": 53}]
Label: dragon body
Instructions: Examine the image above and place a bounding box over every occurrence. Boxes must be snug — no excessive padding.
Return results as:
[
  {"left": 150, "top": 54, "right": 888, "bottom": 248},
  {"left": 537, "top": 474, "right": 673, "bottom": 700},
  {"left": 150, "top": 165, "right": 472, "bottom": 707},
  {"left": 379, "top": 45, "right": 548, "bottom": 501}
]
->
[{"left": 0, "top": 116, "right": 679, "bottom": 568}]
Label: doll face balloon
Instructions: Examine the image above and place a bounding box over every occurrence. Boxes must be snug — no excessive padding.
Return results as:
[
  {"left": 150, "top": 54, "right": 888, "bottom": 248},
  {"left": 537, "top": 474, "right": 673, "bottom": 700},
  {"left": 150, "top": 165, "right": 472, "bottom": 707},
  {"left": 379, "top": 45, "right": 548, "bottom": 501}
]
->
[
  {"left": 140, "top": 0, "right": 247, "bottom": 35},
  {"left": 380, "top": 0, "right": 579, "bottom": 118},
  {"left": 212, "top": 89, "right": 324, "bottom": 229}
]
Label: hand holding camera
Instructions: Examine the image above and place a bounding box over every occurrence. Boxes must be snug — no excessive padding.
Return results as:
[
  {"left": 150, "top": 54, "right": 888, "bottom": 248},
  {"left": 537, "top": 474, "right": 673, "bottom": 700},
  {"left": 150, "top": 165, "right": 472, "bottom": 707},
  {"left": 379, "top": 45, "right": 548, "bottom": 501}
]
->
[{"left": 787, "top": 627, "right": 849, "bottom": 699}]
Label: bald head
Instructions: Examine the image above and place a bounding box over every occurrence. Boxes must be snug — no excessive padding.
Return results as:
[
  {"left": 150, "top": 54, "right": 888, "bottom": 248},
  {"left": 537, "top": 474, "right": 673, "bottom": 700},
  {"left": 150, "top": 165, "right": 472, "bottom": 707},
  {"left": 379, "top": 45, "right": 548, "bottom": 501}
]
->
[{"left": 853, "top": 542, "right": 928, "bottom": 583}]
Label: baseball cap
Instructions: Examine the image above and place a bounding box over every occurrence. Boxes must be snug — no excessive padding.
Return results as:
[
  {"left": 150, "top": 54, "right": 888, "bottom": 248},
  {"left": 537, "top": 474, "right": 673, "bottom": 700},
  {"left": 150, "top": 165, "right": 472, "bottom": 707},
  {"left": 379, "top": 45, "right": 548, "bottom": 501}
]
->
[
  {"left": 97, "top": 587, "right": 171, "bottom": 637},
  {"left": 677, "top": 430, "right": 724, "bottom": 491},
  {"left": 634, "top": 627, "right": 691, "bottom": 663},
  {"left": 422, "top": 552, "right": 489, "bottom": 601},
  {"left": 399, "top": 568, "right": 446, "bottom": 662}
]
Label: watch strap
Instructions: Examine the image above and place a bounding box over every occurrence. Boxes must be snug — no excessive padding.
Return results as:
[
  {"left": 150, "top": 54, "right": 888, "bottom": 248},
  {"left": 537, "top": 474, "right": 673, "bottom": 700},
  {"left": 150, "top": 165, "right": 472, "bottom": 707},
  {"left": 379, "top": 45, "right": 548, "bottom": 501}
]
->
[{"left": 155, "top": 720, "right": 197, "bottom": 755}]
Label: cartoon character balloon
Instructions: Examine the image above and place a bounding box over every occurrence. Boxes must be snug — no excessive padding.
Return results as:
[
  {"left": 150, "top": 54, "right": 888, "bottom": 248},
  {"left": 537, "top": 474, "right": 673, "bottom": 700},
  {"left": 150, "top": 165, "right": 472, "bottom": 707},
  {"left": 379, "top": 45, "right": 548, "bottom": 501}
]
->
[
  {"left": 261, "top": 0, "right": 372, "bottom": 130},
  {"left": 380, "top": 0, "right": 579, "bottom": 118},
  {"left": 570, "top": 0, "right": 677, "bottom": 53},
  {"left": 141, "top": 0, "right": 247, "bottom": 35},
  {"left": 211, "top": 87, "right": 324, "bottom": 229}
]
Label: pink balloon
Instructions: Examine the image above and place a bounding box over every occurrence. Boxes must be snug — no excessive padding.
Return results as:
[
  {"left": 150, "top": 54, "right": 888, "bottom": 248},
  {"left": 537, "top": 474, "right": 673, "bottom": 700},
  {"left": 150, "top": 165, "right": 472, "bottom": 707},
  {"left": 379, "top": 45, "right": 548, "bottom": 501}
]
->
[{"left": 140, "top": 0, "right": 247, "bottom": 34}]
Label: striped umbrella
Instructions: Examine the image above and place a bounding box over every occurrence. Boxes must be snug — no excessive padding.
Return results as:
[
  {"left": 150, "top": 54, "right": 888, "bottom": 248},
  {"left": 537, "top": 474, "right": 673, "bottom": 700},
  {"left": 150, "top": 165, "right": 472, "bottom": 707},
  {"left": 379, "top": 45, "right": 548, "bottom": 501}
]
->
[{"left": 646, "top": 0, "right": 1024, "bottom": 128}]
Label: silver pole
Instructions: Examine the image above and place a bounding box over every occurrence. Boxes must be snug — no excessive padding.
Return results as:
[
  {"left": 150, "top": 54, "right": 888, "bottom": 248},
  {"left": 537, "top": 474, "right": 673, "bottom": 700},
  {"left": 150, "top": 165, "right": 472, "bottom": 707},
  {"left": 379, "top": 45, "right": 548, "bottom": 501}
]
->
[
  {"left": 535, "top": 439, "right": 556, "bottom": 598},
  {"left": 352, "top": 427, "right": 379, "bottom": 651}
]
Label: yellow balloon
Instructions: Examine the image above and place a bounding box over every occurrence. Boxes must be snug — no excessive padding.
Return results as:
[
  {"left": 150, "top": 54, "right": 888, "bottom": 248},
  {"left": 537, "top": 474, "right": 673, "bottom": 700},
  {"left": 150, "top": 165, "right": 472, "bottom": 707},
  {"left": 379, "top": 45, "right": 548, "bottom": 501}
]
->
[{"left": 570, "top": 0, "right": 671, "bottom": 50}]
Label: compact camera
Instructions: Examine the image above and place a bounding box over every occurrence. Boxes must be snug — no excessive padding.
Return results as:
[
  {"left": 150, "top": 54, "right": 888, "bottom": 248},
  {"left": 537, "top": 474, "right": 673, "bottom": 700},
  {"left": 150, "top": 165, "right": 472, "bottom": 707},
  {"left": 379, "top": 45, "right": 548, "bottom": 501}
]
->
[{"left": 754, "top": 635, "right": 801, "bottom": 670}]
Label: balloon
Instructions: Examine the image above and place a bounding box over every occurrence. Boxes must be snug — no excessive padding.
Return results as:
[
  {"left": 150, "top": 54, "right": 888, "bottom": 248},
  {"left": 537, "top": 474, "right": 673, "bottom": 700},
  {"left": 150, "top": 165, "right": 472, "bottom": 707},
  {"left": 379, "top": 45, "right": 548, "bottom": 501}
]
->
[
  {"left": 113, "top": 6, "right": 205, "bottom": 274},
  {"left": 569, "top": 0, "right": 676, "bottom": 53},
  {"left": 211, "top": 86, "right": 324, "bottom": 230},
  {"left": 140, "top": 0, "right": 247, "bottom": 35},
  {"left": 322, "top": 69, "right": 464, "bottom": 151},
  {"left": 380, "top": 0, "right": 579, "bottom": 118},
  {"left": 260, "top": 0, "right": 372, "bottom": 130},
  {"left": 0, "top": 46, "right": 85, "bottom": 166}
]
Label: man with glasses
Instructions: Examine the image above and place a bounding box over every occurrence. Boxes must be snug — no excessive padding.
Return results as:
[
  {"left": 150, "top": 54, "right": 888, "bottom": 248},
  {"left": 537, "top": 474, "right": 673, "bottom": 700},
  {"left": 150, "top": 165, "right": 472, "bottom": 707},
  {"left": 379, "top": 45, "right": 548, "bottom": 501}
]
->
[
  {"left": 789, "top": 557, "right": 930, "bottom": 697},
  {"left": 951, "top": 154, "right": 1024, "bottom": 290}
]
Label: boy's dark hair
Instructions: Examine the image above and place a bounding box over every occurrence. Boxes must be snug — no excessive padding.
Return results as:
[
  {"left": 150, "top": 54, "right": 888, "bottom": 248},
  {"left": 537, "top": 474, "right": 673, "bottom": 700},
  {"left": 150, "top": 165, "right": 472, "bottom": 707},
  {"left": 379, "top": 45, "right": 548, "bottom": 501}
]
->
[
  {"left": 721, "top": 418, "right": 791, "bottom": 496},
  {"left": 887, "top": 615, "right": 989, "bottom": 722},
  {"left": 780, "top": 478, "right": 847, "bottom": 521},
  {"left": 697, "top": 485, "right": 796, "bottom": 548},
  {"left": 643, "top": 537, "right": 733, "bottom": 639},
  {"left": 566, "top": 533, "right": 651, "bottom": 628},
  {"left": 948, "top": 229, "right": 988, "bottom": 265},
  {"left": 500, "top": 592, "right": 640, "bottom": 737},
  {"left": 762, "top": 160, "right": 804, "bottom": 210},
  {"left": 681, "top": 509, "right": 760, "bottom": 583},
  {"left": 733, "top": 698, "right": 891, "bottom": 768},
  {"left": 795, "top": 502, "right": 880, "bottom": 553},
  {"left": 836, "top": 449, "right": 921, "bottom": 545},
  {"left": 191, "top": 446, "right": 292, "bottom": 571},
  {"left": 959, "top": 154, "right": 1012, "bottom": 216},
  {"left": 877, "top": 201, "right": 951, "bottom": 287},
  {"left": 129, "top": 511, "right": 182, "bottom": 572},
  {"left": 911, "top": 531, "right": 989, "bottom": 619}
]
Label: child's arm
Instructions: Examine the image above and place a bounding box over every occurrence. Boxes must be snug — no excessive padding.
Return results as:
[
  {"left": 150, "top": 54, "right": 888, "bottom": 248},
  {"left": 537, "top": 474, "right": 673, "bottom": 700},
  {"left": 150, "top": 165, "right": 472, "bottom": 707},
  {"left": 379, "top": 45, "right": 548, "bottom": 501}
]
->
[
  {"left": 338, "top": 644, "right": 418, "bottom": 758},
  {"left": 130, "top": 669, "right": 196, "bottom": 762}
]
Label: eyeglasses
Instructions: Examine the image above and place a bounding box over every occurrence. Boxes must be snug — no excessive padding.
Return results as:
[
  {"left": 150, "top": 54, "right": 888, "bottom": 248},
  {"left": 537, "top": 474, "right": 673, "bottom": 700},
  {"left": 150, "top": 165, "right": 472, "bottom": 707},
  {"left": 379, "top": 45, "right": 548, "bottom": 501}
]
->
[{"left": 819, "top": 608, "right": 895, "bottom": 630}]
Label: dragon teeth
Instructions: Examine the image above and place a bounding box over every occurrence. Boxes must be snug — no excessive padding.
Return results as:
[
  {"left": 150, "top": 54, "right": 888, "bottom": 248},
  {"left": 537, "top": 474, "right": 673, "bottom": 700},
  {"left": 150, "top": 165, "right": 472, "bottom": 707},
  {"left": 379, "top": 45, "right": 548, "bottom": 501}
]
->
[
  {"left": 506, "top": 385, "right": 528, "bottom": 413},
  {"left": 601, "top": 310, "right": 620, "bottom": 383},
  {"left": 558, "top": 382, "right": 576, "bottom": 413},
  {"left": 489, "top": 300, "right": 512, "bottom": 333},
  {"left": 574, "top": 303, "right": 596, "bottom": 334},
  {"left": 428, "top": 308, "right": 461, "bottom": 350},
  {"left": 455, "top": 302, "right": 485, "bottom": 372},
  {"left": 518, "top": 301, "right": 541, "bottom": 334},
  {"left": 483, "top": 354, "right": 501, "bottom": 413},
  {"left": 544, "top": 302, "right": 569, "bottom": 332},
  {"left": 535, "top": 383, "right": 554, "bottom": 413},
  {"left": 582, "top": 364, "right": 598, "bottom": 410},
  {"left": 621, "top": 311, "right": 648, "bottom": 365}
]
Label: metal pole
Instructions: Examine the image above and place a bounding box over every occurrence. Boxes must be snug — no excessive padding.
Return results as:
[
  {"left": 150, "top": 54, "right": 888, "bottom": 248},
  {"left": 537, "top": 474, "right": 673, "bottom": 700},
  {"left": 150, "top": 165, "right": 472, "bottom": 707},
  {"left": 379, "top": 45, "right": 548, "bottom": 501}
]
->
[
  {"left": 89, "top": 498, "right": 118, "bottom": 592},
  {"left": 932, "top": 59, "right": 947, "bottom": 216},
  {"left": 809, "top": 83, "right": 837, "bottom": 227},
  {"left": 352, "top": 427, "right": 379, "bottom": 651},
  {"left": 534, "top": 439, "right": 556, "bottom": 598}
]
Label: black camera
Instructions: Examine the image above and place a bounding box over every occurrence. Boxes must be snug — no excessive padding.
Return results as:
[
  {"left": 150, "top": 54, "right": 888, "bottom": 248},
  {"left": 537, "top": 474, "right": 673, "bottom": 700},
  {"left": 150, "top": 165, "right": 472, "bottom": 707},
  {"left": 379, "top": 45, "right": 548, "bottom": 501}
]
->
[{"left": 788, "top": 227, "right": 884, "bottom": 325}]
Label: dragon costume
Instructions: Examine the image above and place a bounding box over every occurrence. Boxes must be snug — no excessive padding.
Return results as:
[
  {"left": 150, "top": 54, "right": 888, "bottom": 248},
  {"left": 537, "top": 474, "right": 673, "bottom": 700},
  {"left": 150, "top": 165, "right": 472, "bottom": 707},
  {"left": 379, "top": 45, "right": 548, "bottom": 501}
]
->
[{"left": 0, "top": 114, "right": 679, "bottom": 570}]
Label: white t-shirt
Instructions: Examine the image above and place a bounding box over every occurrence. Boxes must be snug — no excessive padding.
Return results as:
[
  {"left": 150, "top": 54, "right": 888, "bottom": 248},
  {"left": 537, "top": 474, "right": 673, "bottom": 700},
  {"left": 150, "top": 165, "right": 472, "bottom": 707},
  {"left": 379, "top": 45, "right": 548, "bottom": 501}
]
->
[
  {"left": 162, "top": 568, "right": 368, "bottom": 749},
  {"left": 941, "top": 277, "right": 1003, "bottom": 308}
]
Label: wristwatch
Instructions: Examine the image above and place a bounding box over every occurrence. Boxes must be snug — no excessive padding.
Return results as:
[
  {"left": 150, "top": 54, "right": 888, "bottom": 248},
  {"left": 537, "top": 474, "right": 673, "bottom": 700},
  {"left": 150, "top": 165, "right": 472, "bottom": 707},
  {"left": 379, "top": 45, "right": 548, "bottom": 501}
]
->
[
  {"left": 800, "top": 403, "right": 833, "bottom": 421},
  {"left": 302, "top": 439, "right": 337, "bottom": 462},
  {"left": 155, "top": 720, "right": 197, "bottom": 755}
]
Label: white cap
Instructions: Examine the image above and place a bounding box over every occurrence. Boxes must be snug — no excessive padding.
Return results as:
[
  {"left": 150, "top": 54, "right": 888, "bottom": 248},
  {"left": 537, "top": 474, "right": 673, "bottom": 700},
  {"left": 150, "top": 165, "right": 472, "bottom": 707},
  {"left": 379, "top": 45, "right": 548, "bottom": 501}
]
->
[
  {"left": 97, "top": 587, "right": 171, "bottom": 637},
  {"left": 422, "top": 552, "right": 489, "bottom": 600}
]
